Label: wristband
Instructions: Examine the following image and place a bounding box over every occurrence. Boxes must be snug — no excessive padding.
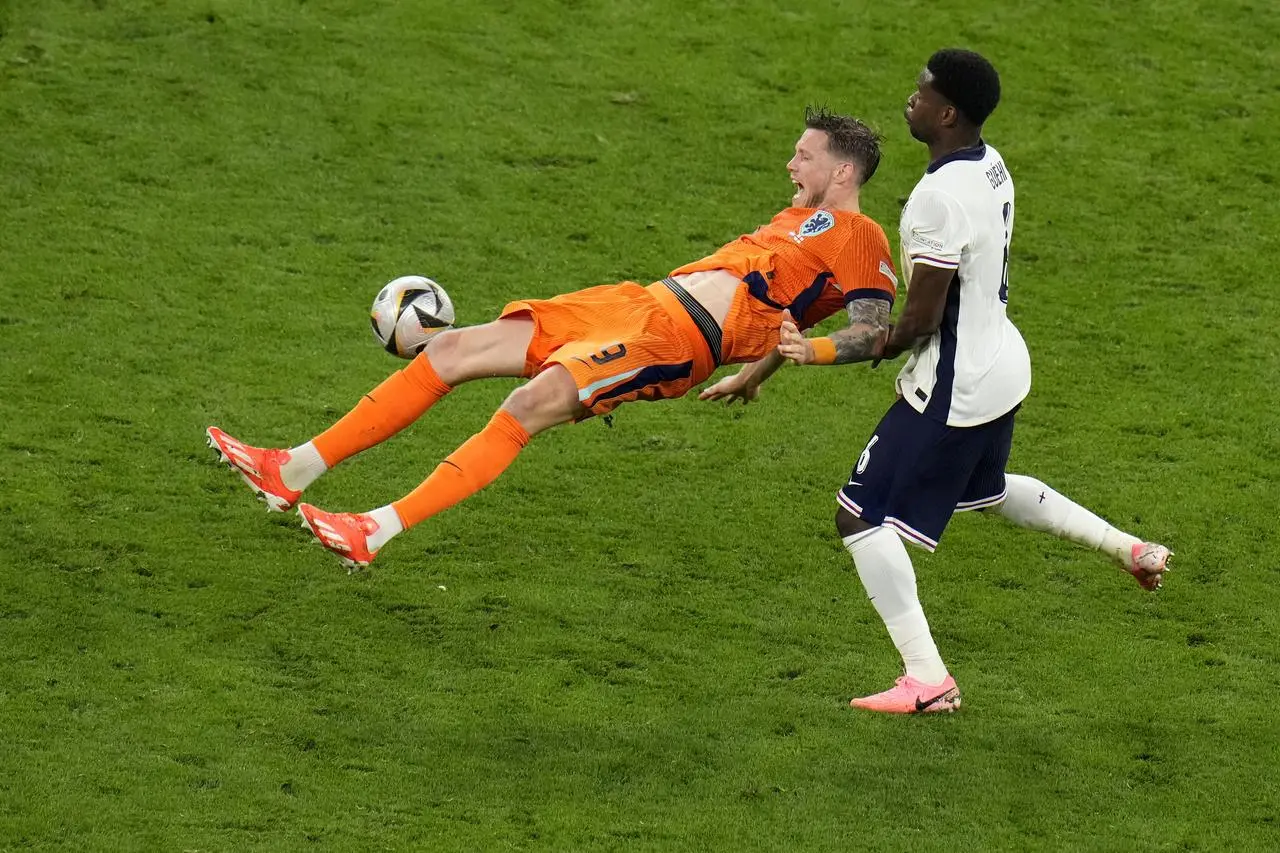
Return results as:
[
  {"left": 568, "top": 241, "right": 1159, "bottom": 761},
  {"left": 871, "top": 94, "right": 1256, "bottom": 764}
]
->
[{"left": 810, "top": 337, "right": 837, "bottom": 365}]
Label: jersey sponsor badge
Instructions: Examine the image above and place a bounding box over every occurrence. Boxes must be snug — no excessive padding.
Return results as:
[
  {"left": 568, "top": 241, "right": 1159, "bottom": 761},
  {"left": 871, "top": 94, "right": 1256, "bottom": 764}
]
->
[
  {"left": 879, "top": 259, "right": 897, "bottom": 285},
  {"left": 909, "top": 229, "right": 944, "bottom": 251},
  {"left": 790, "top": 210, "right": 835, "bottom": 242}
]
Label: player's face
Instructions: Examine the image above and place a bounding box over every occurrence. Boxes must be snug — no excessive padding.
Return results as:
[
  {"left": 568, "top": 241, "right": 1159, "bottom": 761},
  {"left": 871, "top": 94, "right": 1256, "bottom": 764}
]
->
[
  {"left": 905, "top": 70, "right": 946, "bottom": 143},
  {"left": 786, "top": 129, "right": 843, "bottom": 208}
]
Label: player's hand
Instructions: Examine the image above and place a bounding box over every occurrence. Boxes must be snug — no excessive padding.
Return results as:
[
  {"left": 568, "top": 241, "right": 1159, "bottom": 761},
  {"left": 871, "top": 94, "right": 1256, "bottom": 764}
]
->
[
  {"left": 698, "top": 371, "right": 760, "bottom": 405},
  {"left": 776, "top": 309, "right": 814, "bottom": 365},
  {"left": 871, "top": 323, "right": 894, "bottom": 368}
]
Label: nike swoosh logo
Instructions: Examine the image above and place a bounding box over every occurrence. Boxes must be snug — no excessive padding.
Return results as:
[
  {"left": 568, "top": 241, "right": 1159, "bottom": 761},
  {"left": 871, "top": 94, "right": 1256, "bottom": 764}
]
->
[{"left": 914, "top": 690, "right": 954, "bottom": 712}]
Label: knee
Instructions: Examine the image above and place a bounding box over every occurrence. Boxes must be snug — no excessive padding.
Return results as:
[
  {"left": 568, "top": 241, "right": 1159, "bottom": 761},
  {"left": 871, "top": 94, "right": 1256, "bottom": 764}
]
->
[
  {"left": 423, "top": 327, "right": 491, "bottom": 386},
  {"left": 423, "top": 327, "right": 464, "bottom": 369},
  {"left": 501, "top": 368, "right": 581, "bottom": 434},
  {"left": 836, "top": 506, "right": 871, "bottom": 539}
]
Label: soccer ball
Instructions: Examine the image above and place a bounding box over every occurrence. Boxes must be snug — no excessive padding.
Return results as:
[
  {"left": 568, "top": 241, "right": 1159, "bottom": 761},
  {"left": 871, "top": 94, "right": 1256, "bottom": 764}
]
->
[{"left": 370, "top": 275, "right": 456, "bottom": 359}]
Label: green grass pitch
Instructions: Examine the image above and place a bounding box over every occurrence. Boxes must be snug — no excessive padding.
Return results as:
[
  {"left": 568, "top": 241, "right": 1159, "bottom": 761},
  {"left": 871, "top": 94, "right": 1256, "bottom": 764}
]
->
[{"left": 1, "top": 0, "right": 1278, "bottom": 849}]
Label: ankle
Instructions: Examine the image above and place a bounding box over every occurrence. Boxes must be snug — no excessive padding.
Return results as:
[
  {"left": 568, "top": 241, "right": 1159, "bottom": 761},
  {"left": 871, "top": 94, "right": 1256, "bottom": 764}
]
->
[
  {"left": 280, "top": 441, "right": 328, "bottom": 492},
  {"left": 365, "top": 505, "right": 405, "bottom": 552}
]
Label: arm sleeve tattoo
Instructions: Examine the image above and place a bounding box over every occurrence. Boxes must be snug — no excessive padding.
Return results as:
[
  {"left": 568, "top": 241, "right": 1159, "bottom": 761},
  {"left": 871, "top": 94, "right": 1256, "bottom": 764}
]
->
[{"left": 829, "top": 297, "right": 892, "bottom": 364}]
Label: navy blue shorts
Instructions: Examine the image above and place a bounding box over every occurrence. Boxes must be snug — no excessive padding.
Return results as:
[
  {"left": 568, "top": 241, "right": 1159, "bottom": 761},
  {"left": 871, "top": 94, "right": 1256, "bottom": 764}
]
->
[{"left": 836, "top": 398, "right": 1019, "bottom": 551}]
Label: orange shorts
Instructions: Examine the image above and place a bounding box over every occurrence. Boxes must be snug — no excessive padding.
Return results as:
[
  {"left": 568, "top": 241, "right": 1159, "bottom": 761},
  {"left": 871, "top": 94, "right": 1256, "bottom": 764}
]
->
[{"left": 500, "top": 280, "right": 721, "bottom": 417}]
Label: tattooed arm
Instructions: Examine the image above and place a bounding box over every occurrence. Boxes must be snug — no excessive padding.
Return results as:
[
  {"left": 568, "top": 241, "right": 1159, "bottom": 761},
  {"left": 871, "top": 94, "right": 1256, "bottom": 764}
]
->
[
  {"left": 831, "top": 297, "right": 893, "bottom": 363},
  {"left": 776, "top": 298, "right": 892, "bottom": 365}
]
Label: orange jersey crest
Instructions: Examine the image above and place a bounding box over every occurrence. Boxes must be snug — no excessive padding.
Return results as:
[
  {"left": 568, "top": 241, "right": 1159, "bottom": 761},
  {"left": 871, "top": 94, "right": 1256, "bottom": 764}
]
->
[{"left": 671, "top": 208, "right": 898, "bottom": 363}]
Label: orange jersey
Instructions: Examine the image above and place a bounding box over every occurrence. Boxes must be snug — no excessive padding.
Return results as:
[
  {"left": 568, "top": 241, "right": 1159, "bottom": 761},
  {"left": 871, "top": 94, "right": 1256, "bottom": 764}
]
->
[{"left": 670, "top": 208, "right": 898, "bottom": 363}]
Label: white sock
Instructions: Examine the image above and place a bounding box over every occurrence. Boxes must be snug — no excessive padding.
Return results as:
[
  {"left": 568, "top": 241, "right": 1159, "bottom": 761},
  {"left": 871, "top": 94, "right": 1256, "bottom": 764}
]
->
[
  {"left": 844, "top": 527, "right": 949, "bottom": 685},
  {"left": 996, "top": 474, "right": 1140, "bottom": 565},
  {"left": 280, "top": 441, "right": 328, "bottom": 492},
  {"left": 365, "top": 505, "right": 405, "bottom": 552}
]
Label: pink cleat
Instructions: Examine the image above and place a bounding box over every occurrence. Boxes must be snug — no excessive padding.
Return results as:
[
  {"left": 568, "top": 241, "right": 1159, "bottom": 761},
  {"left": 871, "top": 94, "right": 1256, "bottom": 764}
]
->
[
  {"left": 206, "top": 427, "right": 302, "bottom": 512},
  {"left": 1128, "top": 543, "right": 1172, "bottom": 591},
  {"left": 850, "top": 674, "right": 961, "bottom": 714},
  {"left": 298, "top": 503, "right": 380, "bottom": 572}
]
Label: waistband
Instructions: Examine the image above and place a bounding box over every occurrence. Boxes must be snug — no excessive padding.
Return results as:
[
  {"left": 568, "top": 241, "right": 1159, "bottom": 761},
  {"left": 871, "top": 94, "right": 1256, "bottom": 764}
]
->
[{"left": 649, "top": 277, "right": 724, "bottom": 368}]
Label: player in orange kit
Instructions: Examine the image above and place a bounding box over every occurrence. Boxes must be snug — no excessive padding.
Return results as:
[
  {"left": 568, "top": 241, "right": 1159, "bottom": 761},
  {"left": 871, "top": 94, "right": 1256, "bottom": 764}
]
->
[{"left": 206, "top": 107, "right": 899, "bottom": 569}]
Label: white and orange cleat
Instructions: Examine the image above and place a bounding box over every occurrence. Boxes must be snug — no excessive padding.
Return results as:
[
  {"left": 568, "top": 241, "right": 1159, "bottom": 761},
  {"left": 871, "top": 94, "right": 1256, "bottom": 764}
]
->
[
  {"left": 850, "top": 674, "right": 962, "bottom": 714},
  {"left": 1128, "top": 542, "right": 1172, "bottom": 591},
  {"left": 297, "top": 503, "right": 380, "bottom": 572},
  {"left": 206, "top": 427, "right": 302, "bottom": 512}
]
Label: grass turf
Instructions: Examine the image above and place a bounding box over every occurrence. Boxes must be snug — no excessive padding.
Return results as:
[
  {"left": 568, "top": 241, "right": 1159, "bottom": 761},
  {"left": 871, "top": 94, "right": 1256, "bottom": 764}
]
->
[{"left": 1, "top": 0, "right": 1278, "bottom": 849}]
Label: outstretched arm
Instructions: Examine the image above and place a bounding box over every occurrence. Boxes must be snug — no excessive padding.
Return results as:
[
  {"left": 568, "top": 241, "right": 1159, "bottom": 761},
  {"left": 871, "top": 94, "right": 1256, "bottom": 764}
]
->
[
  {"left": 698, "top": 350, "right": 786, "bottom": 405},
  {"left": 879, "top": 264, "right": 953, "bottom": 360},
  {"left": 776, "top": 297, "right": 892, "bottom": 365}
]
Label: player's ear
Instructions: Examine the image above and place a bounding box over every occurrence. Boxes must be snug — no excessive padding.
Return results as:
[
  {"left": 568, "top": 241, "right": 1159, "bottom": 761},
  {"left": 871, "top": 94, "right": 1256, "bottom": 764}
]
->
[{"left": 940, "top": 103, "right": 959, "bottom": 128}]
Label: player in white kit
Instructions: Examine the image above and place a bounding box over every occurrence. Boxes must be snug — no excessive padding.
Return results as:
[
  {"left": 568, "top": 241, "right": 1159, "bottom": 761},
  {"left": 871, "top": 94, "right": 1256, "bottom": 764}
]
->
[{"left": 775, "top": 49, "right": 1172, "bottom": 713}]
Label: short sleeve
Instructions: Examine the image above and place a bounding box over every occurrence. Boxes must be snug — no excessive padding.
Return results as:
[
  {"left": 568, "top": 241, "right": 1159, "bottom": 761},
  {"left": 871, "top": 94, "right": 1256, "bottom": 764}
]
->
[
  {"left": 827, "top": 218, "right": 898, "bottom": 307},
  {"left": 903, "top": 190, "right": 969, "bottom": 270}
]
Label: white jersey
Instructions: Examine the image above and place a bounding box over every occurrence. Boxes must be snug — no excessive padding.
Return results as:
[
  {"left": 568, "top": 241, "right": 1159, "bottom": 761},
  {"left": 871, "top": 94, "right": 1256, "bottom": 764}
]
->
[{"left": 895, "top": 142, "right": 1031, "bottom": 427}]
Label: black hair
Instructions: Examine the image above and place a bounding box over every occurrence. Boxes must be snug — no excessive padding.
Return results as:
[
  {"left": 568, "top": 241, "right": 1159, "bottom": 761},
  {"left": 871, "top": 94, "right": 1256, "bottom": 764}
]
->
[
  {"left": 925, "top": 49, "right": 1001, "bottom": 127},
  {"left": 804, "top": 106, "right": 883, "bottom": 185}
]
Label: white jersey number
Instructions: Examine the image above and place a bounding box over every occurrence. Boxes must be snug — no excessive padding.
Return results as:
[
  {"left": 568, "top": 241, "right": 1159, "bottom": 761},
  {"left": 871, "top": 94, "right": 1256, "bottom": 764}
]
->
[{"left": 854, "top": 434, "right": 879, "bottom": 478}]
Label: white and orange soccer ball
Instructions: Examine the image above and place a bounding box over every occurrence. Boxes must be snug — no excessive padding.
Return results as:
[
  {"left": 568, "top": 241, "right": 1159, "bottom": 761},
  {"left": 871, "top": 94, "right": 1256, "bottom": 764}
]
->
[{"left": 370, "top": 275, "right": 455, "bottom": 359}]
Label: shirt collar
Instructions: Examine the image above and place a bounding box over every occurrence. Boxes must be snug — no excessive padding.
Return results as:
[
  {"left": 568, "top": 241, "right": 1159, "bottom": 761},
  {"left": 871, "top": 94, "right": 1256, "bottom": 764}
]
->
[{"left": 926, "top": 140, "right": 987, "bottom": 174}]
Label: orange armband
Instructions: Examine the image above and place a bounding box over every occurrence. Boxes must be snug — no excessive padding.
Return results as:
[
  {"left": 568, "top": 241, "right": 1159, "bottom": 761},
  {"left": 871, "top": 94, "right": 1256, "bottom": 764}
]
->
[{"left": 810, "top": 337, "right": 837, "bottom": 365}]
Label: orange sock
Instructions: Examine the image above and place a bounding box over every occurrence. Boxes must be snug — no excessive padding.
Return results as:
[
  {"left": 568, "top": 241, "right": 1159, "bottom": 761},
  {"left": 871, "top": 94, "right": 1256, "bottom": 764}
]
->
[
  {"left": 391, "top": 409, "right": 531, "bottom": 528},
  {"left": 312, "top": 354, "right": 452, "bottom": 467}
]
